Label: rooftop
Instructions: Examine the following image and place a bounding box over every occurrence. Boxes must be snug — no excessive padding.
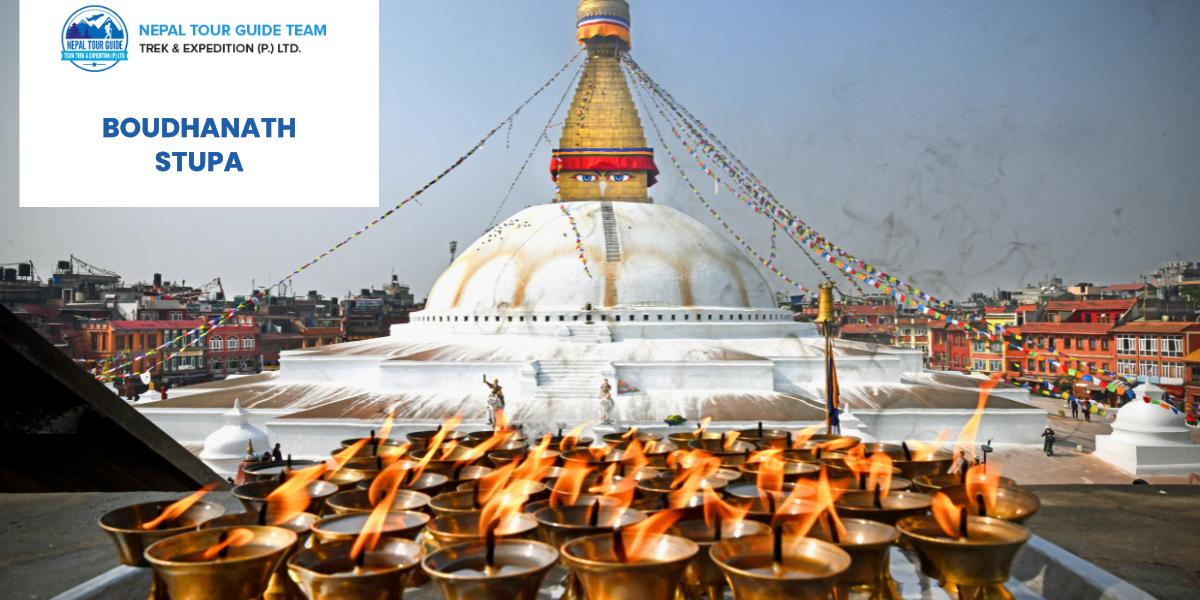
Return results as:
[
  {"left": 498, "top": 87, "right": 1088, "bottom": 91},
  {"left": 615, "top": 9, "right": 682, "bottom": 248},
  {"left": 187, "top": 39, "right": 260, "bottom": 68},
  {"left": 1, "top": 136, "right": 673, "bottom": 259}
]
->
[
  {"left": 109, "top": 320, "right": 204, "bottom": 330},
  {"left": 1111, "top": 321, "right": 1200, "bottom": 333},
  {"left": 1007, "top": 323, "right": 1115, "bottom": 335},
  {"left": 1043, "top": 299, "right": 1136, "bottom": 312}
]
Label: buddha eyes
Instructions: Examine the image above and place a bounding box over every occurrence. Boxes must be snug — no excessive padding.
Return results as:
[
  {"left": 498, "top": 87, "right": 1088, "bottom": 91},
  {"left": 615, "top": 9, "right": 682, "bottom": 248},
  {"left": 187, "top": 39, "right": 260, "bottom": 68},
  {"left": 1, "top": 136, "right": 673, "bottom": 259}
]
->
[{"left": 571, "top": 173, "right": 633, "bottom": 182}]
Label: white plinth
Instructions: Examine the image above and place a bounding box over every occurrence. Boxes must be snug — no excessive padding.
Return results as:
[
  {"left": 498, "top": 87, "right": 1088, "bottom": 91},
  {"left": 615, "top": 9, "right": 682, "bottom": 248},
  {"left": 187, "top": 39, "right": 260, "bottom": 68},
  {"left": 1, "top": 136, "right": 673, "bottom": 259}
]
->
[{"left": 1094, "top": 435, "right": 1200, "bottom": 476}]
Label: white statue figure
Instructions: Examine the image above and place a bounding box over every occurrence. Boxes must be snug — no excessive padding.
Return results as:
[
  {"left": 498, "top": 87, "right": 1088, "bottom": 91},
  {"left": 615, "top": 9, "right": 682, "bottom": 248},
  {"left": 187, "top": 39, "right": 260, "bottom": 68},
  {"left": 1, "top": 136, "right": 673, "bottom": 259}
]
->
[
  {"left": 483, "top": 375, "right": 505, "bottom": 429},
  {"left": 598, "top": 378, "right": 615, "bottom": 425}
]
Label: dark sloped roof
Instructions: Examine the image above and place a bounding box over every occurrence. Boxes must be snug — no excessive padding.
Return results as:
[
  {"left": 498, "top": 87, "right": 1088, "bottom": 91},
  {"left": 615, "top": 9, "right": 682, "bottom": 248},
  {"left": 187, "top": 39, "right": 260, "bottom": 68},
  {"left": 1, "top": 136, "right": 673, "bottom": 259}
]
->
[{"left": 0, "top": 305, "right": 225, "bottom": 493}]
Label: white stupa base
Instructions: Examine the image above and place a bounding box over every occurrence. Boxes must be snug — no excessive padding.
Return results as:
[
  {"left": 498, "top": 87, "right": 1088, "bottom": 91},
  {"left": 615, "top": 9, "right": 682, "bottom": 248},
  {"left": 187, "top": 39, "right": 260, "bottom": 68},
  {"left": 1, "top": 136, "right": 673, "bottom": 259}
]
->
[{"left": 1094, "top": 435, "right": 1200, "bottom": 476}]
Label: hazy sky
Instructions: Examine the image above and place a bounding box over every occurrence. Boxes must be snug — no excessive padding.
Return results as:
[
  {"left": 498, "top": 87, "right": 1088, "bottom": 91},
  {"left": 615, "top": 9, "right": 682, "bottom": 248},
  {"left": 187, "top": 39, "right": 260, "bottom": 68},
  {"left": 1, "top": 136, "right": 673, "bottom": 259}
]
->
[{"left": 2, "top": 1, "right": 1197, "bottom": 302}]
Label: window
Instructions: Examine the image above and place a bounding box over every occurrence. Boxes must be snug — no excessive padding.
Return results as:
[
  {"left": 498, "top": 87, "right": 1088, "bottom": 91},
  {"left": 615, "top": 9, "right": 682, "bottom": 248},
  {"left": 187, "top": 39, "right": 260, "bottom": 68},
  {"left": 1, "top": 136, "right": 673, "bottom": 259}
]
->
[
  {"left": 170, "top": 312, "right": 183, "bottom": 320},
  {"left": 1117, "top": 359, "right": 1136, "bottom": 376},
  {"left": 210, "top": 359, "right": 223, "bottom": 372},
  {"left": 973, "top": 341, "right": 987, "bottom": 353},
  {"left": 901, "top": 328, "right": 912, "bottom": 336},
  {"left": 1027, "top": 359, "right": 1035, "bottom": 371},
  {"left": 1102, "top": 339, "right": 1110, "bottom": 351},
  {"left": 1076, "top": 338, "right": 1084, "bottom": 351},
  {"left": 1062, "top": 338, "right": 1071, "bottom": 350},
  {"left": 1038, "top": 360, "right": 1046, "bottom": 372},
  {"left": 1098, "top": 314, "right": 1111, "bottom": 323},
  {"left": 991, "top": 342, "right": 1003, "bottom": 353},
  {"left": 1139, "top": 361, "right": 1158, "bottom": 378},
  {"left": 210, "top": 336, "right": 223, "bottom": 351},
  {"left": 242, "top": 335, "right": 255, "bottom": 350},
  {"left": 1138, "top": 335, "right": 1157, "bottom": 355},
  {"left": 1102, "top": 362, "right": 1110, "bottom": 372},
  {"left": 1115, "top": 335, "right": 1136, "bottom": 355},
  {"left": 1161, "top": 362, "right": 1184, "bottom": 379},
  {"left": 915, "top": 328, "right": 928, "bottom": 336},
  {"left": 226, "top": 335, "right": 239, "bottom": 351},
  {"left": 244, "top": 357, "right": 257, "bottom": 371},
  {"left": 990, "top": 360, "right": 1003, "bottom": 372},
  {"left": 1191, "top": 366, "right": 1200, "bottom": 383},
  {"left": 973, "top": 359, "right": 986, "bottom": 371},
  {"left": 1161, "top": 335, "right": 1183, "bottom": 358},
  {"left": 1089, "top": 338, "right": 1097, "bottom": 351}
]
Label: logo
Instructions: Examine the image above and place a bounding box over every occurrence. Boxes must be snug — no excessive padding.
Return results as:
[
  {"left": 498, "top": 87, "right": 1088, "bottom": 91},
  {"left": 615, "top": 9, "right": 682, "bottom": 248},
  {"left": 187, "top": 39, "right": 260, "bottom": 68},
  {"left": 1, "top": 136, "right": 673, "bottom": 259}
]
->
[{"left": 61, "top": 5, "right": 128, "bottom": 72}]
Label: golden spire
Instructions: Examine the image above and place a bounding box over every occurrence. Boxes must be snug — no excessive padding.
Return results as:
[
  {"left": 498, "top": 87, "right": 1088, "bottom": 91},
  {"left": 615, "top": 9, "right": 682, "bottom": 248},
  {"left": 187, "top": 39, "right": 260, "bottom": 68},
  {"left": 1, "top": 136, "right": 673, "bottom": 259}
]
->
[{"left": 553, "top": 0, "right": 658, "bottom": 203}]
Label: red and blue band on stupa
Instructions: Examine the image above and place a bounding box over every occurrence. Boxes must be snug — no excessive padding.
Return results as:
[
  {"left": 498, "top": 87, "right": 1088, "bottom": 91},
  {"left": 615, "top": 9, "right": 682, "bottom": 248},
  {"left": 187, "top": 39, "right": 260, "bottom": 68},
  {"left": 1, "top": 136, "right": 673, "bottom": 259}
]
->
[
  {"left": 550, "top": 147, "right": 659, "bottom": 185},
  {"left": 577, "top": 14, "right": 630, "bottom": 46}
]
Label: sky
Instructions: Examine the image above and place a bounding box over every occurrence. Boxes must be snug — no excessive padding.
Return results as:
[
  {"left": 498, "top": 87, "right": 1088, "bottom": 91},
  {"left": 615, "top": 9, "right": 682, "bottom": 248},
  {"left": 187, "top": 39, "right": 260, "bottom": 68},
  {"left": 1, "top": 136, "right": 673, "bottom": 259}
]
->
[{"left": 1, "top": 0, "right": 1197, "bottom": 302}]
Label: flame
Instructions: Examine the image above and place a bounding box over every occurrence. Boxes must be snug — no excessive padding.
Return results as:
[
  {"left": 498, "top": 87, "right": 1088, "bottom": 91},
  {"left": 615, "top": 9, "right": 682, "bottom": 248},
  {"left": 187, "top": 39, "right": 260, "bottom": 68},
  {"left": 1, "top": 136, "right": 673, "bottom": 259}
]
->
[
  {"left": 755, "top": 455, "right": 787, "bottom": 494},
  {"left": 439, "top": 439, "right": 460, "bottom": 459},
  {"left": 621, "top": 427, "right": 639, "bottom": 439},
  {"left": 722, "top": 431, "right": 741, "bottom": 451},
  {"left": 587, "top": 445, "right": 613, "bottom": 460},
  {"left": 693, "top": 417, "right": 712, "bottom": 437},
  {"left": 377, "top": 406, "right": 398, "bottom": 443},
  {"left": 932, "top": 492, "right": 964, "bottom": 539},
  {"left": 326, "top": 438, "right": 371, "bottom": 478},
  {"left": 479, "top": 481, "right": 531, "bottom": 536},
  {"left": 550, "top": 461, "right": 592, "bottom": 507},
  {"left": 841, "top": 445, "right": 871, "bottom": 475},
  {"left": 866, "top": 453, "right": 894, "bottom": 500},
  {"left": 790, "top": 426, "right": 821, "bottom": 449},
  {"left": 747, "top": 448, "right": 783, "bottom": 464},
  {"left": 453, "top": 429, "right": 512, "bottom": 474},
  {"left": 350, "top": 489, "right": 394, "bottom": 560},
  {"left": 494, "top": 409, "right": 510, "bottom": 430},
  {"left": 201, "top": 528, "right": 255, "bottom": 560},
  {"left": 265, "top": 463, "right": 327, "bottom": 524},
  {"left": 668, "top": 449, "right": 719, "bottom": 481},
  {"left": 559, "top": 421, "right": 595, "bottom": 453},
  {"left": 782, "top": 467, "right": 845, "bottom": 546},
  {"left": 906, "top": 430, "right": 952, "bottom": 462},
  {"left": 964, "top": 463, "right": 1001, "bottom": 516},
  {"left": 141, "top": 483, "right": 219, "bottom": 530},
  {"left": 476, "top": 460, "right": 519, "bottom": 506},
  {"left": 368, "top": 456, "right": 416, "bottom": 505},
  {"left": 410, "top": 414, "right": 462, "bottom": 480},
  {"left": 956, "top": 380, "right": 997, "bottom": 463},
  {"left": 512, "top": 435, "right": 554, "bottom": 482},
  {"left": 702, "top": 486, "right": 751, "bottom": 530},
  {"left": 623, "top": 508, "right": 686, "bottom": 563},
  {"left": 618, "top": 439, "right": 650, "bottom": 475},
  {"left": 817, "top": 436, "right": 858, "bottom": 452}
]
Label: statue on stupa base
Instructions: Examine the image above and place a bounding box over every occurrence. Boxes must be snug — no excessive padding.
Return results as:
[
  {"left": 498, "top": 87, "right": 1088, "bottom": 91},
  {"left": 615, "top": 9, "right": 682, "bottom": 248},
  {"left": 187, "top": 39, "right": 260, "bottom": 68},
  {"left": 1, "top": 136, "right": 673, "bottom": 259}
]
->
[
  {"left": 483, "top": 375, "right": 505, "bottom": 429},
  {"left": 598, "top": 378, "right": 615, "bottom": 424}
]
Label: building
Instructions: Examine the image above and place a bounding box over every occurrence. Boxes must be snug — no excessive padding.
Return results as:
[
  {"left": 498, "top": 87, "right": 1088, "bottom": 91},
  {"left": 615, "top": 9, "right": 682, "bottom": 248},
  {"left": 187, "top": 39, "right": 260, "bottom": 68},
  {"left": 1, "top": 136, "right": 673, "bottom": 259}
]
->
[
  {"left": 1040, "top": 299, "right": 1136, "bottom": 324},
  {"left": 296, "top": 315, "right": 343, "bottom": 348},
  {"left": 1101, "top": 283, "right": 1156, "bottom": 300},
  {"left": 1004, "top": 322, "right": 1117, "bottom": 401},
  {"left": 969, "top": 335, "right": 1006, "bottom": 375},
  {"left": 1110, "top": 322, "right": 1200, "bottom": 388},
  {"left": 836, "top": 304, "right": 896, "bottom": 345},
  {"left": 895, "top": 317, "right": 931, "bottom": 361},
  {"left": 205, "top": 315, "right": 261, "bottom": 378},
  {"left": 929, "top": 321, "right": 970, "bottom": 372},
  {"left": 1183, "top": 348, "right": 1200, "bottom": 423},
  {"left": 983, "top": 305, "right": 1017, "bottom": 330},
  {"left": 1066, "top": 283, "right": 1105, "bottom": 300},
  {"left": 1149, "top": 261, "right": 1200, "bottom": 299},
  {"left": 341, "top": 297, "right": 385, "bottom": 341},
  {"left": 81, "top": 320, "right": 207, "bottom": 386}
]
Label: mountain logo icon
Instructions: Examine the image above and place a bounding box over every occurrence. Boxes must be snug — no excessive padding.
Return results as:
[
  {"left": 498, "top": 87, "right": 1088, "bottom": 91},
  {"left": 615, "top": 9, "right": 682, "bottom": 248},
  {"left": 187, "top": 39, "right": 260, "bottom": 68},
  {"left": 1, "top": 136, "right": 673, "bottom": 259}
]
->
[{"left": 61, "top": 5, "right": 129, "bottom": 72}]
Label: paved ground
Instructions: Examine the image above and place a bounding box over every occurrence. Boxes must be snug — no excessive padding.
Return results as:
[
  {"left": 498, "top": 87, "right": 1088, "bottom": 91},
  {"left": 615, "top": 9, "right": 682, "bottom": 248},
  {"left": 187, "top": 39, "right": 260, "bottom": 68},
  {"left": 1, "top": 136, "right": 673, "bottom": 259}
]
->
[
  {"left": 981, "top": 396, "right": 1199, "bottom": 485},
  {"left": 0, "top": 491, "right": 241, "bottom": 600},
  {"left": 1023, "top": 485, "right": 1200, "bottom": 600}
]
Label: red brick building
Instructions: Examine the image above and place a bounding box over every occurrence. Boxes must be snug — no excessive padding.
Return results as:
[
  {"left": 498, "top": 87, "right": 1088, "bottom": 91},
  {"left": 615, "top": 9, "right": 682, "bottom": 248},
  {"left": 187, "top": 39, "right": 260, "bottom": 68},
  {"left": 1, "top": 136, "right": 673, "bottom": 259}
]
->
[
  {"left": 205, "top": 315, "right": 261, "bottom": 378},
  {"left": 929, "top": 321, "right": 970, "bottom": 372},
  {"left": 1041, "top": 299, "right": 1136, "bottom": 324},
  {"left": 81, "top": 320, "right": 206, "bottom": 385},
  {"left": 895, "top": 317, "right": 931, "bottom": 362},
  {"left": 1004, "top": 322, "right": 1116, "bottom": 401},
  {"left": 1110, "top": 322, "right": 1200, "bottom": 388}
]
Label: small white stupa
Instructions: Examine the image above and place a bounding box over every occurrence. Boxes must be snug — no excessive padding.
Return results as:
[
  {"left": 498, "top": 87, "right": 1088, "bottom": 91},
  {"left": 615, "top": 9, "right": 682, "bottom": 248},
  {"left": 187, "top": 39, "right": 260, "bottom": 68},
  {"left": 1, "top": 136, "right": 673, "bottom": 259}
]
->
[
  {"left": 1094, "top": 388, "right": 1200, "bottom": 476},
  {"left": 199, "top": 399, "right": 269, "bottom": 478}
]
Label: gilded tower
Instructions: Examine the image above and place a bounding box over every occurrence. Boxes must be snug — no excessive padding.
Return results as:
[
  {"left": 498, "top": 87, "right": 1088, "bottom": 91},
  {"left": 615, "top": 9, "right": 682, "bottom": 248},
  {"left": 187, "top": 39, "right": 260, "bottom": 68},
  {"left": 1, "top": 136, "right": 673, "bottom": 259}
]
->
[{"left": 552, "top": 0, "right": 659, "bottom": 203}]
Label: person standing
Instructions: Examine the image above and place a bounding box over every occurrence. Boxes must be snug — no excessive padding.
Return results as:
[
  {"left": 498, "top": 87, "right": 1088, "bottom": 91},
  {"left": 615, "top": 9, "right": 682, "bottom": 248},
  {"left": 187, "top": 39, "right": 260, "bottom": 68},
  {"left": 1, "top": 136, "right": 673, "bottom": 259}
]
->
[
  {"left": 1070, "top": 399, "right": 1079, "bottom": 420},
  {"left": 1041, "top": 426, "right": 1056, "bottom": 456},
  {"left": 272, "top": 443, "right": 283, "bottom": 461},
  {"left": 1082, "top": 399, "right": 1091, "bottom": 423}
]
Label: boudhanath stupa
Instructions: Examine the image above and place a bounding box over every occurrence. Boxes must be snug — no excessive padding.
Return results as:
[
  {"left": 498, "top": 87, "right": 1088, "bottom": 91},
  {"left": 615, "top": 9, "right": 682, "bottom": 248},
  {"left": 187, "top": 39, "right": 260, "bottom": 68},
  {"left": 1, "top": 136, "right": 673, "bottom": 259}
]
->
[{"left": 137, "top": 0, "right": 1044, "bottom": 460}]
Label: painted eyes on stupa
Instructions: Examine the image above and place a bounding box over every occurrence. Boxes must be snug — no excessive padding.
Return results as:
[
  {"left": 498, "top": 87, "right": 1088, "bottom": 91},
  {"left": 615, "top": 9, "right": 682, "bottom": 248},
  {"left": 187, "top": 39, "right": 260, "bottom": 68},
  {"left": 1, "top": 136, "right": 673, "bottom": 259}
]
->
[
  {"left": 573, "top": 174, "right": 598, "bottom": 182},
  {"left": 607, "top": 173, "right": 633, "bottom": 182}
]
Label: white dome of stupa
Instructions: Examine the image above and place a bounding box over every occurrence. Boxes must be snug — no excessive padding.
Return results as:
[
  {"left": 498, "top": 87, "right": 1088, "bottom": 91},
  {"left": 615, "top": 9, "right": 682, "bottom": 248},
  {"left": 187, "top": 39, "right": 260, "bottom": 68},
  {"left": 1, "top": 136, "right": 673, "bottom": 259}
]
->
[
  {"left": 422, "top": 202, "right": 776, "bottom": 314},
  {"left": 1110, "top": 399, "right": 1193, "bottom": 445},
  {"left": 199, "top": 399, "right": 269, "bottom": 477}
]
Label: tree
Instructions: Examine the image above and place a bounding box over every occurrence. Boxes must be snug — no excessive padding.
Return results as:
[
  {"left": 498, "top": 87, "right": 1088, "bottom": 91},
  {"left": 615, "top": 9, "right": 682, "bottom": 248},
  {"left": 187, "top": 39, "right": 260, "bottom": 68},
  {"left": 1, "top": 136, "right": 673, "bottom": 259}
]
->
[{"left": 66, "top": 23, "right": 81, "bottom": 39}]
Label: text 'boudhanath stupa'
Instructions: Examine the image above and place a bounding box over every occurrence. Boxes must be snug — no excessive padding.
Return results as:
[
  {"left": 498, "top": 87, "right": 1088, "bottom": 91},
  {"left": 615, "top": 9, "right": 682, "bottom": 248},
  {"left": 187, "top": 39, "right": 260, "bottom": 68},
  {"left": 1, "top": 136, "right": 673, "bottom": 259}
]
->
[{"left": 138, "top": 0, "right": 1045, "bottom": 460}]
